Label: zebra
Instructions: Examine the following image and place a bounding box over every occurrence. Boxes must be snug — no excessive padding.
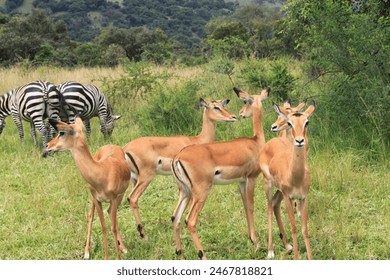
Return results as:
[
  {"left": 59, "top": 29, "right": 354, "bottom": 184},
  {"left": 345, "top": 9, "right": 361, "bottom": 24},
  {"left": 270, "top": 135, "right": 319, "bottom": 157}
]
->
[
  {"left": 0, "top": 88, "right": 18, "bottom": 135},
  {"left": 56, "top": 81, "right": 121, "bottom": 139},
  {"left": 10, "top": 80, "right": 66, "bottom": 148}
]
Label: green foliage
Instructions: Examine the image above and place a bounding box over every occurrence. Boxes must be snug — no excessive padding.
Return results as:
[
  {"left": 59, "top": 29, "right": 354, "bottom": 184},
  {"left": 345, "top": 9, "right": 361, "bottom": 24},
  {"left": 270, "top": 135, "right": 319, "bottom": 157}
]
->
[
  {"left": 136, "top": 80, "right": 202, "bottom": 135},
  {"left": 208, "top": 56, "right": 235, "bottom": 85},
  {"left": 282, "top": 0, "right": 390, "bottom": 158},
  {"left": 100, "top": 61, "right": 172, "bottom": 105},
  {"left": 73, "top": 42, "right": 105, "bottom": 67},
  {"left": 102, "top": 44, "right": 127, "bottom": 68},
  {"left": 0, "top": 9, "right": 73, "bottom": 66},
  {"left": 96, "top": 26, "right": 173, "bottom": 63},
  {"left": 203, "top": 36, "right": 251, "bottom": 60},
  {"left": 30, "top": 0, "right": 236, "bottom": 48},
  {"left": 238, "top": 59, "right": 295, "bottom": 101}
]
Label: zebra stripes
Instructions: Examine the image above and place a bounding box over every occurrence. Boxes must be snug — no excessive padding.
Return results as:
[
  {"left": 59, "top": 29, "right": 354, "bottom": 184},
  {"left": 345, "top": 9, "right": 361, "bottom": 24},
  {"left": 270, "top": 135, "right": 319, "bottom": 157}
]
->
[
  {"left": 10, "top": 80, "right": 64, "bottom": 148},
  {"left": 0, "top": 88, "right": 17, "bottom": 134},
  {"left": 1, "top": 80, "right": 120, "bottom": 149},
  {"left": 56, "top": 81, "right": 121, "bottom": 139}
]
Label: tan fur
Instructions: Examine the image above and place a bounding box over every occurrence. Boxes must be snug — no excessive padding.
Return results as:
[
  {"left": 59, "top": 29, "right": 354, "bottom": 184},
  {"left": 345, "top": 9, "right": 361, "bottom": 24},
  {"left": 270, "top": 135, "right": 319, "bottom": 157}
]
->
[
  {"left": 259, "top": 102, "right": 316, "bottom": 260},
  {"left": 44, "top": 118, "right": 131, "bottom": 260},
  {"left": 171, "top": 87, "right": 269, "bottom": 259},
  {"left": 122, "top": 98, "right": 237, "bottom": 238}
]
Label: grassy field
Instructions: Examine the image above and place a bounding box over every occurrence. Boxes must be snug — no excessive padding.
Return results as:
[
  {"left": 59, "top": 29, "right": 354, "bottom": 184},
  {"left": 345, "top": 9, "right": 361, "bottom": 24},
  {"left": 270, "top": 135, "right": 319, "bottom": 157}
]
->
[{"left": 0, "top": 65, "right": 388, "bottom": 260}]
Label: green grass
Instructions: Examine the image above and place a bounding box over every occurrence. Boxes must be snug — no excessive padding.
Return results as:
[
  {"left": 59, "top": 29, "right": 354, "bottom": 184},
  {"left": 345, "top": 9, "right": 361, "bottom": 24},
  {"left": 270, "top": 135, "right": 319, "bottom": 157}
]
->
[{"left": 0, "top": 65, "right": 388, "bottom": 260}]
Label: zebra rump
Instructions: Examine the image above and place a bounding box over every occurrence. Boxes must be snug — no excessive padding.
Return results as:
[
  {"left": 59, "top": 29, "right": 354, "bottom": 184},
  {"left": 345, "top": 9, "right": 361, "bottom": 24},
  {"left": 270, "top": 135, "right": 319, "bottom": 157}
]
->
[
  {"left": 56, "top": 81, "right": 121, "bottom": 139},
  {"left": 8, "top": 80, "right": 65, "bottom": 148}
]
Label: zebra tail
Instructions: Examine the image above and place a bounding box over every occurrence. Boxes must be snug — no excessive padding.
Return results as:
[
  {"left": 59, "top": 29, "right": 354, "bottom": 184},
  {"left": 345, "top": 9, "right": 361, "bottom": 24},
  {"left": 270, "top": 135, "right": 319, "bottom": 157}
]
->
[{"left": 54, "top": 86, "right": 81, "bottom": 120}]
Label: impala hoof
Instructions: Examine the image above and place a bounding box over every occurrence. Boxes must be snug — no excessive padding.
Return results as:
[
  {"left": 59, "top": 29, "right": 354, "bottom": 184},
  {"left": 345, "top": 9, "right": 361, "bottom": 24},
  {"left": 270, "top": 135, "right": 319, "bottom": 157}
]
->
[
  {"left": 83, "top": 252, "right": 90, "bottom": 260},
  {"left": 286, "top": 244, "right": 293, "bottom": 254},
  {"left": 267, "top": 251, "right": 275, "bottom": 259}
]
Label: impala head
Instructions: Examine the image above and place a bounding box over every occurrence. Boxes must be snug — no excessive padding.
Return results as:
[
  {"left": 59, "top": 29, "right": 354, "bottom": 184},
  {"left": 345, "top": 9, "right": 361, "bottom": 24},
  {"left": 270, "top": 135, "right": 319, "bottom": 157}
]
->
[
  {"left": 274, "top": 100, "right": 316, "bottom": 148},
  {"left": 199, "top": 98, "right": 237, "bottom": 122},
  {"left": 234, "top": 87, "right": 270, "bottom": 118},
  {"left": 42, "top": 117, "right": 85, "bottom": 157},
  {"left": 271, "top": 99, "right": 307, "bottom": 132}
]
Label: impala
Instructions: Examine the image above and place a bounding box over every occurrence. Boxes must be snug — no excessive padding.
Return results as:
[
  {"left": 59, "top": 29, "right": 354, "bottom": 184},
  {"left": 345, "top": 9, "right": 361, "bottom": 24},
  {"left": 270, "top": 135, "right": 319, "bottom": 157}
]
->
[
  {"left": 259, "top": 101, "right": 316, "bottom": 260},
  {"left": 271, "top": 99, "right": 307, "bottom": 139},
  {"left": 123, "top": 98, "right": 237, "bottom": 238},
  {"left": 43, "top": 117, "right": 131, "bottom": 260},
  {"left": 269, "top": 99, "right": 308, "bottom": 218},
  {"left": 170, "top": 87, "right": 270, "bottom": 259}
]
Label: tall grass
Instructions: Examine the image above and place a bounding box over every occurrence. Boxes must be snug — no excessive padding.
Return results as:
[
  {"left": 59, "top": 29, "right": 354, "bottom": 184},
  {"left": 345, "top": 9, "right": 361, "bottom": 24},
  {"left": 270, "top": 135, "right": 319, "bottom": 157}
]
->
[{"left": 0, "top": 64, "right": 388, "bottom": 260}]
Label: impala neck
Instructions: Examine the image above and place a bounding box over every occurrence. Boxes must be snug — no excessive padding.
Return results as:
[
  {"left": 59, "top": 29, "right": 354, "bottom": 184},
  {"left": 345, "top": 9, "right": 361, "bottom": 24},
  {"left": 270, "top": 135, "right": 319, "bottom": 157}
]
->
[
  {"left": 252, "top": 99, "right": 265, "bottom": 147},
  {"left": 197, "top": 109, "right": 216, "bottom": 143},
  {"left": 290, "top": 145, "right": 307, "bottom": 184},
  {"left": 69, "top": 138, "right": 102, "bottom": 186}
]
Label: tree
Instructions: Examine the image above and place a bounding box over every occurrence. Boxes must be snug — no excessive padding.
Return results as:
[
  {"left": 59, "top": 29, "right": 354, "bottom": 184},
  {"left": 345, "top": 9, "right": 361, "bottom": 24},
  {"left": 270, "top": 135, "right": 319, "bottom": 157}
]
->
[
  {"left": 0, "top": 9, "right": 78, "bottom": 67},
  {"left": 96, "top": 26, "right": 173, "bottom": 63},
  {"left": 281, "top": 0, "right": 390, "bottom": 158}
]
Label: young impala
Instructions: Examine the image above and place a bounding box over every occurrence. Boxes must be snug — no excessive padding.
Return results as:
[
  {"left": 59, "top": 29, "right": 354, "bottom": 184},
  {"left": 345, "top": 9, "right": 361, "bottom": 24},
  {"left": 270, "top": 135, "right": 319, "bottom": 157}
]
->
[
  {"left": 259, "top": 101, "right": 316, "bottom": 260},
  {"left": 43, "top": 117, "right": 131, "bottom": 260},
  {"left": 170, "top": 87, "right": 270, "bottom": 259},
  {"left": 122, "top": 98, "right": 237, "bottom": 238}
]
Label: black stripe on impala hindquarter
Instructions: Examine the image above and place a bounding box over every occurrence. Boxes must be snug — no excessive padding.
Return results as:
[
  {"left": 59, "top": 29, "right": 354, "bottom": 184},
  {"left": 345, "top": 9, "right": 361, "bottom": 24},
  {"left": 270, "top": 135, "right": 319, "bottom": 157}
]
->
[{"left": 125, "top": 152, "right": 140, "bottom": 175}]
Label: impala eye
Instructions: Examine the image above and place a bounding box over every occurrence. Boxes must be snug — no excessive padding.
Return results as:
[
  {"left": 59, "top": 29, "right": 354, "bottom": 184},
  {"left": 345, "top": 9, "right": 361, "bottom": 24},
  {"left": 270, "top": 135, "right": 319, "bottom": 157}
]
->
[
  {"left": 287, "top": 121, "right": 293, "bottom": 127},
  {"left": 59, "top": 131, "right": 65, "bottom": 137},
  {"left": 214, "top": 106, "right": 221, "bottom": 111},
  {"left": 305, "top": 121, "right": 310, "bottom": 127}
]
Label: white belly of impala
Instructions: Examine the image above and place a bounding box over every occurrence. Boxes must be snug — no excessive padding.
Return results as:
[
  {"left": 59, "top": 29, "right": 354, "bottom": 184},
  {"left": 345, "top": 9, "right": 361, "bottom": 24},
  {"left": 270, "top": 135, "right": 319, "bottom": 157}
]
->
[{"left": 213, "top": 174, "right": 246, "bottom": 185}]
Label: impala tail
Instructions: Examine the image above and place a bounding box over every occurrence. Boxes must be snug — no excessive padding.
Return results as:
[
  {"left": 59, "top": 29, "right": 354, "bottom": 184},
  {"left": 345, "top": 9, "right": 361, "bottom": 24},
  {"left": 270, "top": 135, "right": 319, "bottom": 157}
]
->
[
  {"left": 124, "top": 151, "right": 139, "bottom": 181},
  {"left": 171, "top": 159, "right": 192, "bottom": 197}
]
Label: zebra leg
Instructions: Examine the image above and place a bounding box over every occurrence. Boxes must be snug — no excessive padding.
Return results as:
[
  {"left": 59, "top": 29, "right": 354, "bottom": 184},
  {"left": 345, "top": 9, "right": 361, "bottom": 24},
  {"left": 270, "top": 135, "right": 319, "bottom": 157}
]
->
[
  {"left": 84, "top": 119, "right": 91, "bottom": 141},
  {"left": 33, "top": 119, "right": 47, "bottom": 148},
  {"left": 30, "top": 121, "right": 38, "bottom": 146},
  {"left": 11, "top": 113, "right": 25, "bottom": 144}
]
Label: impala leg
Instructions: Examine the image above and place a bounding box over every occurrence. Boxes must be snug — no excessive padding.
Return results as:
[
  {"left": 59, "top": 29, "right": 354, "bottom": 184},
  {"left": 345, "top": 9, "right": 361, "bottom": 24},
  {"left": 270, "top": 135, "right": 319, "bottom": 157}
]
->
[
  {"left": 239, "top": 179, "right": 257, "bottom": 248},
  {"left": 186, "top": 186, "right": 211, "bottom": 260},
  {"left": 264, "top": 177, "right": 274, "bottom": 259},
  {"left": 108, "top": 199, "right": 122, "bottom": 260},
  {"left": 172, "top": 188, "right": 191, "bottom": 259},
  {"left": 300, "top": 197, "right": 312, "bottom": 259},
  {"left": 84, "top": 197, "right": 95, "bottom": 260},
  {"left": 93, "top": 198, "right": 109, "bottom": 260},
  {"left": 108, "top": 194, "right": 128, "bottom": 254},
  {"left": 128, "top": 174, "right": 154, "bottom": 238},
  {"left": 272, "top": 190, "right": 293, "bottom": 253},
  {"left": 283, "top": 193, "right": 299, "bottom": 260}
]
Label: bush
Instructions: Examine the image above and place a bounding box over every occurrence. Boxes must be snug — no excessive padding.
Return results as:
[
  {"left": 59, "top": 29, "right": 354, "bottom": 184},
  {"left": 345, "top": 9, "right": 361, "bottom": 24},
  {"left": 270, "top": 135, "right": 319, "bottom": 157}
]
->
[
  {"left": 238, "top": 59, "right": 296, "bottom": 101},
  {"left": 100, "top": 61, "right": 171, "bottom": 105},
  {"left": 136, "top": 80, "right": 202, "bottom": 135}
]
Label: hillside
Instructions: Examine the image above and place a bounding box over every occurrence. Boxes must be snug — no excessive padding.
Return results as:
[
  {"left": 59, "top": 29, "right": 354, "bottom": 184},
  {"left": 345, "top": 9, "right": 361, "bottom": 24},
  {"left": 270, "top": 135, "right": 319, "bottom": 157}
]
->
[{"left": 0, "top": 0, "right": 285, "bottom": 47}]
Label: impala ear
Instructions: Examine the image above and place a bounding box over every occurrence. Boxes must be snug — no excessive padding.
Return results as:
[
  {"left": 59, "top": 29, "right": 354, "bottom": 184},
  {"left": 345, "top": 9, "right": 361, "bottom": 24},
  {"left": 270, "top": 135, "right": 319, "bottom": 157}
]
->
[
  {"left": 221, "top": 99, "right": 230, "bottom": 107},
  {"left": 293, "top": 98, "right": 308, "bottom": 111},
  {"left": 49, "top": 118, "right": 68, "bottom": 131},
  {"left": 75, "top": 117, "right": 84, "bottom": 128},
  {"left": 199, "top": 98, "right": 210, "bottom": 109},
  {"left": 273, "top": 102, "right": 288, "bottom": 120},
  {"left": 304, "top": 100, "right": 317, "bottom": 117},
  {"left": 233, "top": 87, "right": 251, "bottom": 101},
  {"left": 283, "top": 99, "right": 292, "bottom": 109},
  {"left": 260, "top": 87, "right": 270, "bottom": 101}
]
